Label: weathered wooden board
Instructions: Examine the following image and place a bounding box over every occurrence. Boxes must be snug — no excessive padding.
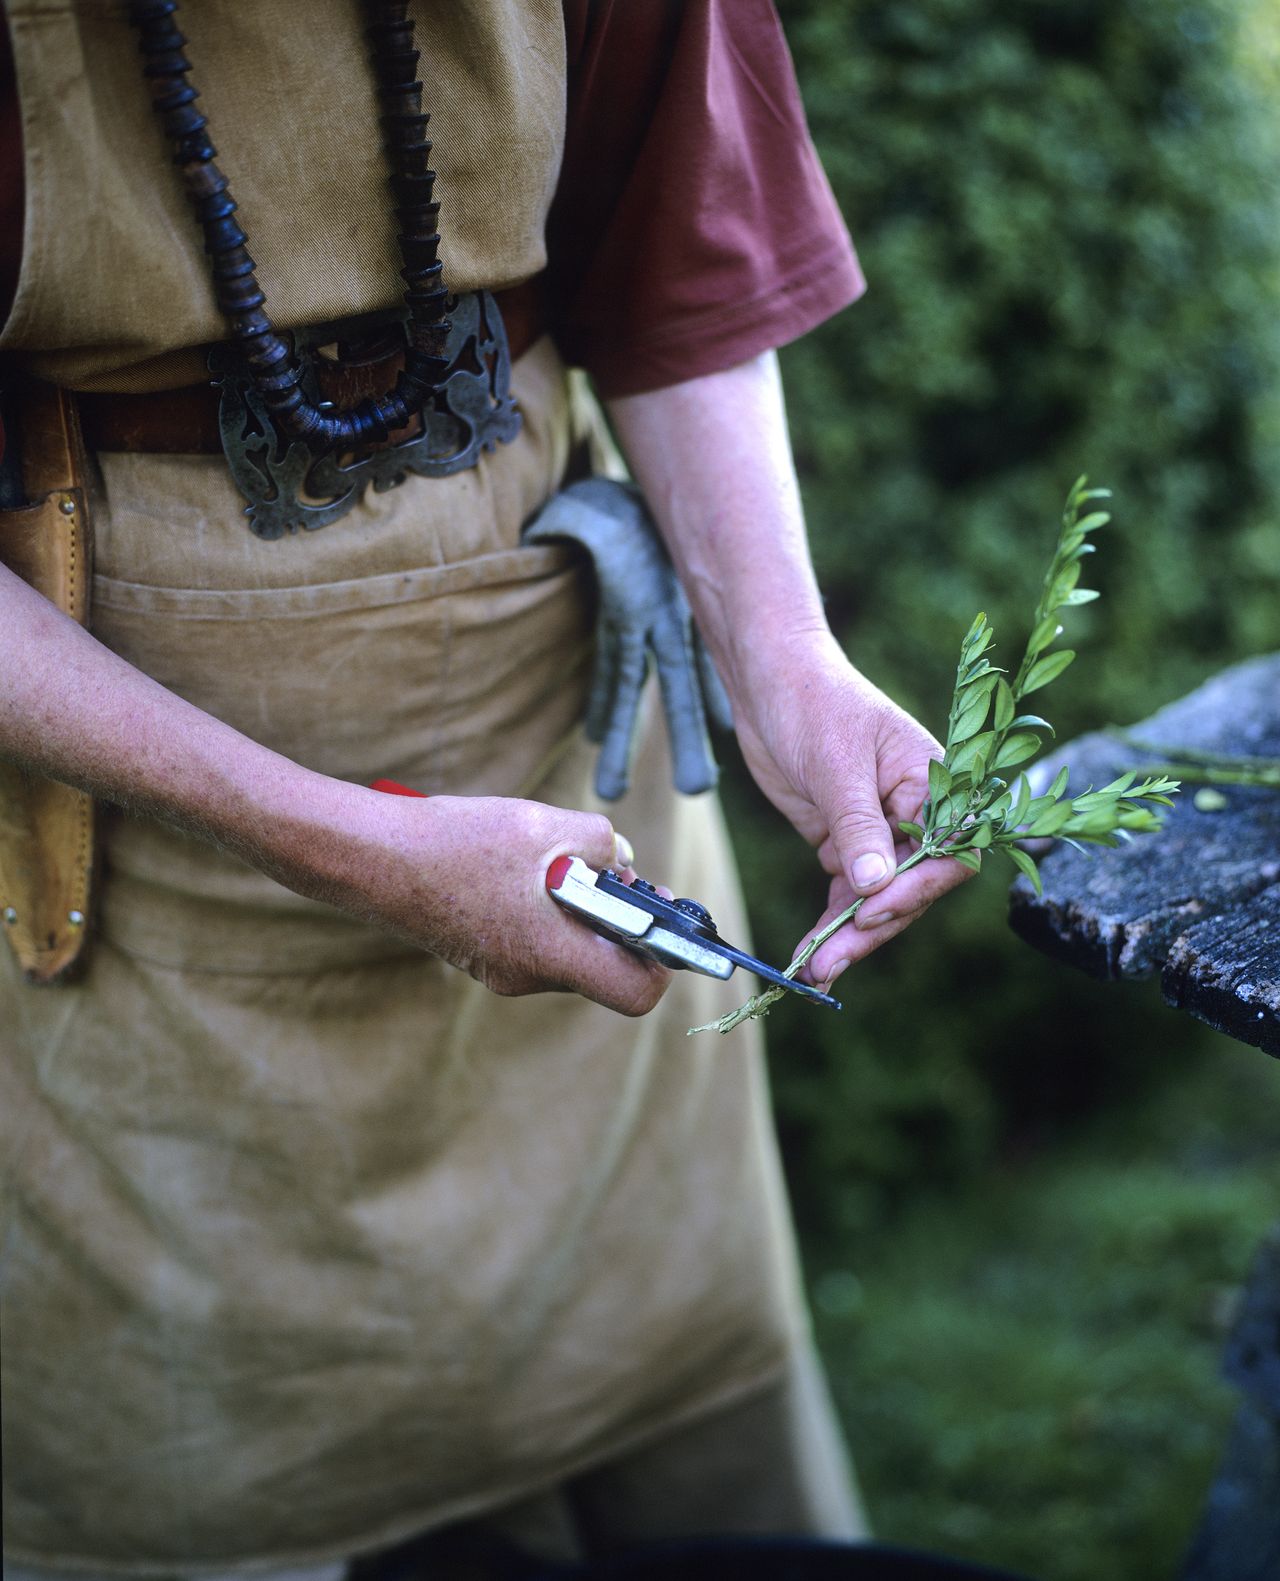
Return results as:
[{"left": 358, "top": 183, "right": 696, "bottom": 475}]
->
[{"left": 1007, "top": 654, "right": 1280, "bottom": 1056}]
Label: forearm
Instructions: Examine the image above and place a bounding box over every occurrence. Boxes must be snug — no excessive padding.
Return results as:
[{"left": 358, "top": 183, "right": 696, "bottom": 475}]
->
[
  {"left": 608, "top": 351, "right": 969, "bottom": 981},
  {"left": 0, "top": 563, "right": 665, "bottom": 1011},
  {"left": 606, "top": 349, "right": 843, "bottom": 707},
  {"left": 0, "top": 562, "right": 351, "bottom": 889}
]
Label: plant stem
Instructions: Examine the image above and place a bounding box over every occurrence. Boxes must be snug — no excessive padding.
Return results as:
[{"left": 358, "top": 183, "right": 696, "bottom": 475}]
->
[{"left": 688, "top": 846, "right": 935, "bottom": 1036}]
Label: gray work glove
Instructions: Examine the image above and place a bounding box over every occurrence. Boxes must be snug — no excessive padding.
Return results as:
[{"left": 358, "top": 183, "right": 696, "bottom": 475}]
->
[{"left": 523, "top": 478, "right": 733, "bottom": 801}]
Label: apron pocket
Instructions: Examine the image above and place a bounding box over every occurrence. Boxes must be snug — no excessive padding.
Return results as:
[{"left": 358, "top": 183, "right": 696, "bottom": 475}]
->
[{"left": 91, "top": 544, "right": 596, "bottom": 972}]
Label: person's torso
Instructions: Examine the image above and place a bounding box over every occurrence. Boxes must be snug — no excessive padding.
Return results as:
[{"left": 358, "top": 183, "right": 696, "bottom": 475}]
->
[{"left": 0, "top": 0, "right": 565, "bottom": 390}]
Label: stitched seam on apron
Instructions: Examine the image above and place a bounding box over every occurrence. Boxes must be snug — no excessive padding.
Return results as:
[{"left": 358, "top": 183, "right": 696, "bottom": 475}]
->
[{"left": 91, "top": 547, "right": 580, "bottom": 619}]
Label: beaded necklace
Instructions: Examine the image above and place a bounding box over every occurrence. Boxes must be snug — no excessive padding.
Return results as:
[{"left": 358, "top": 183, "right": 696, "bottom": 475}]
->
[
  {"left": 130, "top": 0, "right": 449, "bottom": 451},
  {"left": 127, "top": 0, "right": 519, "bottom": 536}
]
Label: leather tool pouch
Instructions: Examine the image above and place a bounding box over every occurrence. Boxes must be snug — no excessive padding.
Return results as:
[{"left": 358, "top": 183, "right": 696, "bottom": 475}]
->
[{"left": 0, "top": 380, "right": 96, "bottom": 984}]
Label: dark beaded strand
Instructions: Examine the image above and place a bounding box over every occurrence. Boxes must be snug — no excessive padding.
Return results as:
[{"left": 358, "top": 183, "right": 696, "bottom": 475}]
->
[{"left": 128, "top": 0, "right": 451, "bottom": 451}]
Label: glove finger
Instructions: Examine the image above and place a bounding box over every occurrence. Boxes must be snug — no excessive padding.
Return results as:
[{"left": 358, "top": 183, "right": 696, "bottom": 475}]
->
[
  {"left": 595, "top": 633, "right": 648, "bottom": 801},
  {"left": 652, "top": 613, "right": 718, "bottom": 796},
  {"left": 584, "top": 616, "right": 621, "bottom": 744}
]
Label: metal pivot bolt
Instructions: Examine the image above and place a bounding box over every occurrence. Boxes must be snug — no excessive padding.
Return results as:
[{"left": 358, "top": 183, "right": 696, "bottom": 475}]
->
[
  {"left": 59, "top": 495, "right": 76, "bottom": 516},
  {"left": 68, "top": 910, "right": 85, "bottom": 927},
  {"left": 3, "top": 907, "right": 16, "bottom": 924}
]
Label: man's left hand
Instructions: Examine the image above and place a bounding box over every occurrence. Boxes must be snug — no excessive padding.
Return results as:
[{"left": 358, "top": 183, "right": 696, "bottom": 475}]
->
[{"left": 732, "top": 630, "right": 973, "bottom": 992}]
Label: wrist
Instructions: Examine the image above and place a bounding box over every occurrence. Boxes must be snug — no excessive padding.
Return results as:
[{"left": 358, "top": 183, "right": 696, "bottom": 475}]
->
[
  {"left": 727, "top": 621, "right": 865, "bottom": 718},
  {"left": 229, "top": 762, "right": 390, "bottom": 908}
]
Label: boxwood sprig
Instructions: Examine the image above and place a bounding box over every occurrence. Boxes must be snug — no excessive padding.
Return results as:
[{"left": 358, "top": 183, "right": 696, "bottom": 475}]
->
[{"left": 690, "top": 478, "right": 1180, "bottom": 1037}]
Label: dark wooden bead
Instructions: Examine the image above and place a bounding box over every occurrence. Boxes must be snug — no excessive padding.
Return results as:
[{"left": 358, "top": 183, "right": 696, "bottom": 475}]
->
[
  {"left": 399, "top": 240, "right": 442, "bottom": 275},
  {"left": 216, "top": 280, "right": 262, "bottom": 312},
  {"left": 202, "top": 216, "right": 248, "bottom": 255},
  {"left": 142, "top": 49, "right": 192, "bottom": 80},
  {"left": 184, "top": 160, "right": 227, "bottom": 200},
  {"left": 162, "top": 100, "right": 205, "bottom": 136},
  {"left": 129, "top": 0, "right": 457, "bottom": 453},
  {"left": 381, "top": 93, "right": 426, "bottom": 123},
  {"left": 195, "top": 189, "right": 236, "bottom": 222},
  {"left": 227, "top": 307, "right": 272, "bottom": 341}
]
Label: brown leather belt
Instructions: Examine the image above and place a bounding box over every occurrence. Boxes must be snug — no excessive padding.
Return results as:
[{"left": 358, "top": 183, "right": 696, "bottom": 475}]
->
[{"left": 79, "top": 277, "right": 545, "bottom": 455}]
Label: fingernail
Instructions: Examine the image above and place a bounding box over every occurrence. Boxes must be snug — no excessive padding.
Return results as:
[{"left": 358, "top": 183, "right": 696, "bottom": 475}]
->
[
  {"left": 858, "top": 910, "right": 894, "bottom": 930},
  {"left": 852, "top": 853, "right": 889, "bottom": 888},
  {"left": 613, "top": 832, "right": 635, "bottom": 869}
]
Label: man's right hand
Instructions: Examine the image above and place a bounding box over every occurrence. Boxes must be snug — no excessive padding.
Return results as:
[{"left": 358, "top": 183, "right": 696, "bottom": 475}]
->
[
  {"left": 283, "top": 781, "right": 672, "bottom": 1016},
  {"left": 0, "top": 565, "right": 670, "bottom": 1018}
]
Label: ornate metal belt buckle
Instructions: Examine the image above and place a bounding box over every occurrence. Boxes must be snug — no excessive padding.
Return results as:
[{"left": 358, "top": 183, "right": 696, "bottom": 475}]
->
[{"left": 207, "top": 290, "right": 521, "bottom": 539}]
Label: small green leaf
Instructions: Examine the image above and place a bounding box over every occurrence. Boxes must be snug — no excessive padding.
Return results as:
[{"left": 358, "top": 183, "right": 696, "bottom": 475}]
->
[
  {"left": 1066, "top": 791, "right": 1118, "bottom": 814},
  {"left": 1005, "top": 844, "right": 1042, "bottom": 894},
  {"left": 1066, "top": 806, "right": 1125, "bottom": 834},
  {"left": 898, "top": 820, "right": 925, "bottom": 840},
  {"left": 1022, "top": 649, "right": 1076, "bottom": 695},
  {"left": 966, "top": 628, "right": 996, "bottom": 662},
  {"left": 987, "top": 788, "right": 1013, "bottom": 819},
  {"left": 930, "top": 791, "right": 965, "bottom": 830},
  {"left": 1049, "top": 561, "right": 1082, "bottom": 605},
  {"left": 928, "top": 758, "right": 952, "bottom": 802},
  {"left": 1117, "top": 808, "right": 1164, "bottom": 833},
  {"left": 1062, "top": 588, "right": 1100, "bottom": 606},
  {"left": 970, "top": 820, "right": 995, "bottom": 849},
  {"left": 949, "top": 730, "right": 996, "bottom": 776},
  {"left": 1009, "top": 774, "right": 1032, "bottom": 828},
  {"left": 950, "top": 688, "right": 994, "bottom": 745},
  {"left": 993, "top": 677, "right": 1015, "bottom": 732},
  {"left": 1075, "top": 511, "right": 1112, "bottom": 532},
  {"left": 961, "top": 670, "right": 1001, "bottom": 700},
  {"left": 1027, "top": 616, "right": 1063, "bottom": 658},
  {"left": 952, "top": 848, "right": 983, "bottom": 872},
  {"left": 1010, "top": 714, "right": 1055, "bottom": 735},
  {"left": 1049, "top": 765, "right": 1071, "bottom": 800},
  {"left": 1028, "top": 802, "right": 1075, "bottom": 837},
  {"left": 992, "top": 731, "right": 1042, "bottom": 770}
]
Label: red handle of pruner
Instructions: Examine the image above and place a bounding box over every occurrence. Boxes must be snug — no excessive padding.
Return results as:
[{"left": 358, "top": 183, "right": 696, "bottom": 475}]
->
[{"left": 370, "top": 778, "right": 429, "bottom": 798}]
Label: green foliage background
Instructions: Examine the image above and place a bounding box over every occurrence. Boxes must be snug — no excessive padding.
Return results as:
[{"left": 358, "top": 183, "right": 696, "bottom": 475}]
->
[
  {"left": 746, "top": 0, "right": 1280, "bottom": 1237},
  {"left": 721, "top": 0, "right": 1280, "bottom": 1574}
]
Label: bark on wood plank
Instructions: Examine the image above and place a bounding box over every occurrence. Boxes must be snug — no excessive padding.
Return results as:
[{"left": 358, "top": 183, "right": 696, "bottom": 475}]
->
[{"left": 1007, "top": 654, "right": 1280, "bottom": 1056}]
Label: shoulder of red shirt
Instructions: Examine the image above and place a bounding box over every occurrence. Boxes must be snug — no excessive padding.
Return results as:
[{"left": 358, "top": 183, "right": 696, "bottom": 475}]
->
[{"left": 553, "top": 0, "right": 865, "bottom": 398}]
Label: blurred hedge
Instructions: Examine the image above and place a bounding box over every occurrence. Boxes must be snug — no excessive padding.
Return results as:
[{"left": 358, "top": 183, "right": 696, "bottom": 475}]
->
[{"left": 730, "top": 0, "right": 1280, "bottom": 1237}]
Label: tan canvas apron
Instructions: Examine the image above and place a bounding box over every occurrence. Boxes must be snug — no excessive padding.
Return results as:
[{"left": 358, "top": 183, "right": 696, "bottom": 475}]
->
[{"left": 0, "top": 2, "right": 810, "bottom": 1570}]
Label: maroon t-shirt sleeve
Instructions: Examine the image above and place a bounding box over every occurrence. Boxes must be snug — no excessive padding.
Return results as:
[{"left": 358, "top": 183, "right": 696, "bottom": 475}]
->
[{"left": 549, "top": 0, "right": 865, "bottom": 399}]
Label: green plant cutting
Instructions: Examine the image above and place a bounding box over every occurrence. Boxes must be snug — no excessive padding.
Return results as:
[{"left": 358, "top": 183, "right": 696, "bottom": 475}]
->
[{"left": 692, "top": 477, "right": 1181, "bottom": 1037}]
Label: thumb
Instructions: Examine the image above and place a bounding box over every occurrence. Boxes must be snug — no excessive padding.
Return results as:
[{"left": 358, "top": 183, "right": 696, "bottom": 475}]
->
[
  {"left": 553, "top": 810, "right": 636, "bottom": 876},
  {"left": 828, "top": 779, "right": 897, "bottom": 897}
]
